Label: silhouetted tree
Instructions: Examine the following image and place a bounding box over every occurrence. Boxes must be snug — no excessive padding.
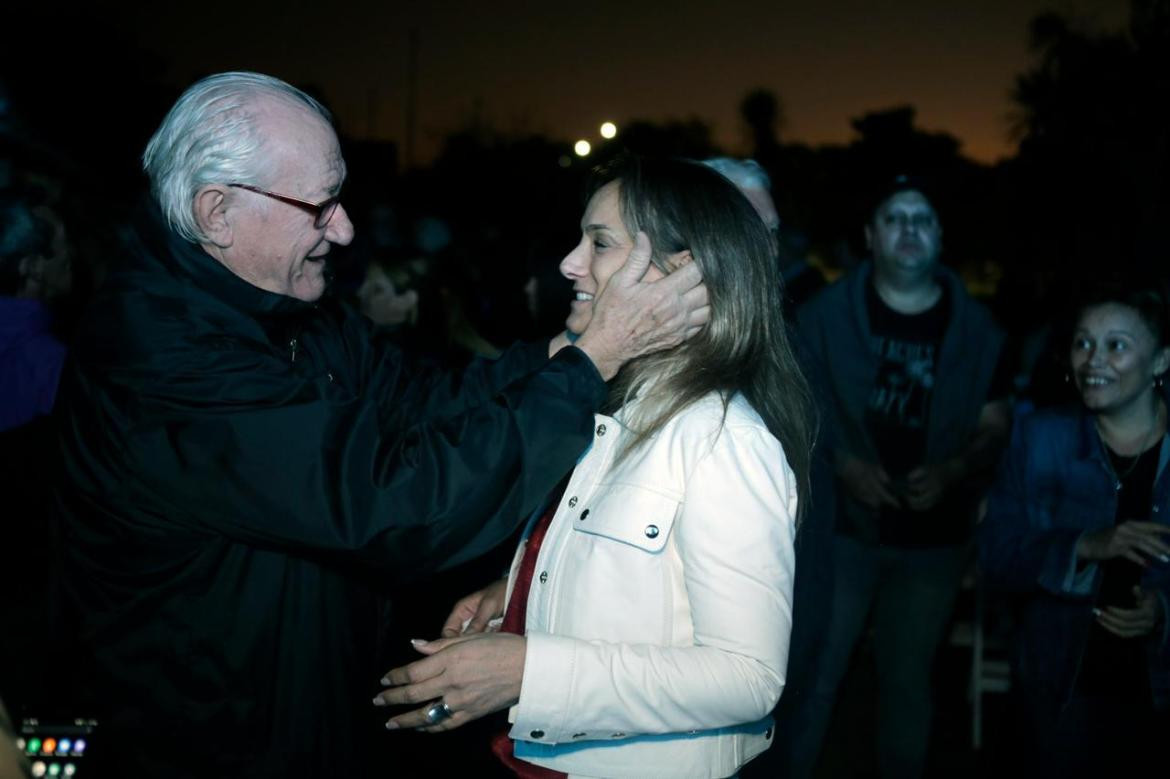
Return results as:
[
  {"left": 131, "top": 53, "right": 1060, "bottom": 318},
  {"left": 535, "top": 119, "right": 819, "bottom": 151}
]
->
[
  {"left": 740, "top": 88, "right": 784, "bottom": 164},
  {"left": 1008, "top": 0, "right": 1170, "bottom": 276}
]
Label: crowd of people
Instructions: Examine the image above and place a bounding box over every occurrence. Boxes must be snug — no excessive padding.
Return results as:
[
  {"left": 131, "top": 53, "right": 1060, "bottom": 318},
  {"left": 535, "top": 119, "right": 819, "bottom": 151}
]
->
[{"left": 1, "top": 70, "right": 1168, "bottom": 779}]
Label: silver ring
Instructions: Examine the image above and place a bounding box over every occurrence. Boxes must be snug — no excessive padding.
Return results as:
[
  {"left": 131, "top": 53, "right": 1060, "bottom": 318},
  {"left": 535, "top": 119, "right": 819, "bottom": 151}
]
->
[{"left": 424, "top": 701, "right": 454, "bottom": 725}]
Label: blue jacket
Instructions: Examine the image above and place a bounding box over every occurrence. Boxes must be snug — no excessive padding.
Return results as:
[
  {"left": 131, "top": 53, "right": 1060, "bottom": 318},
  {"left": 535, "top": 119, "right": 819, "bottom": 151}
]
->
[
  {"left": 979, "top": 406, "right": 1170, "bottom": 709},
  {"left": 0, "top": 297, "right": 65, "bottom": 432}
]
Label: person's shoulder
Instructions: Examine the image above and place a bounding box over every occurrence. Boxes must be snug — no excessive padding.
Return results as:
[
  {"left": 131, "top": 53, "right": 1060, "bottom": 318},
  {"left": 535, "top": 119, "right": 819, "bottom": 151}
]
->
[
  {"left": 939, "top": 268, "right": 1000, "bottom": 329},
  {"left": 796, "top": 265, "right": 863, "bottom": 324},
  {"left": 1015, "top": 404, "right": 1083, "bottom": 448},
  {"left": 664, "top": 392, "right": 777, "bottom": 449}
]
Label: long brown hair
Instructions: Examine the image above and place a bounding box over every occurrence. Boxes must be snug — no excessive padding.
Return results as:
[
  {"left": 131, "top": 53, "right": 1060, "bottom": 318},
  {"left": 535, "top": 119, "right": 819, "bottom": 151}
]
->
[{"left": 590, "top": 155, "right": 816, "bottom": 517}]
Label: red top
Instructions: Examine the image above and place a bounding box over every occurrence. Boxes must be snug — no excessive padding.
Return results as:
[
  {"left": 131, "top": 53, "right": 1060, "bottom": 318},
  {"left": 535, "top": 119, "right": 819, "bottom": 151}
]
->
[{"left": 492, "top": 495, "right": 567, "bottom": 778}]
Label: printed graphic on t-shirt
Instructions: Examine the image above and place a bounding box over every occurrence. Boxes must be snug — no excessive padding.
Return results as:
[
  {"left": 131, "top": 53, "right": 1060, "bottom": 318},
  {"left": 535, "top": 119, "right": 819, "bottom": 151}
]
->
[{"left": 868, "top": 337, "right": 936, "bottom": 430}]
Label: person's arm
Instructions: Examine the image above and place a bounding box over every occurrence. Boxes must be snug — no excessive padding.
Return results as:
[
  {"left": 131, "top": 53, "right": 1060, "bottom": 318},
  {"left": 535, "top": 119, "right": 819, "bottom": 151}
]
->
[
  {"left": 978, "top": 417, "right": 1095, "bottom": 596},
  {"left": 377, "top": 229, "right": 707, "bottom": 428},
  {"left": 510, "top": 423, "right": 795, "bottom": 741},
  {"left": 61, "top": 323, "right": 606, "bottom": 583}
]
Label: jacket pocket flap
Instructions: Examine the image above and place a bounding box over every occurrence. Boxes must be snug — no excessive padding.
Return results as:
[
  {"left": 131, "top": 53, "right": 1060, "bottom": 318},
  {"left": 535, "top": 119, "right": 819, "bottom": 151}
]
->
[{"left": 572, "top": 483, "right": 681, "bottom": 553}]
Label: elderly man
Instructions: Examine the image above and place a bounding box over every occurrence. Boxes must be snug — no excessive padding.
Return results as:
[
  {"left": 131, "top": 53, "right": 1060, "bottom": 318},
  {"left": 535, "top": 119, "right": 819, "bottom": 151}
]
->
[
  {"left": 790, "top": 175, "right": 1008, "bottom": 778},
  {"left": 700, "top": 157, "right": 823, "bottom": 317},
  {"left": 54, "top": 72, "right": 706, "bottom": 777}
]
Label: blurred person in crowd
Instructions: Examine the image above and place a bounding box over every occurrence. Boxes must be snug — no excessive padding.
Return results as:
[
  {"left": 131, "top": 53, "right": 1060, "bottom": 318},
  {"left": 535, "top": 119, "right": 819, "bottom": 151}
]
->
[
  {"left": 700, "top": 157, "right": 823, "bottom": 317},
  {"left": 699, "top": 156, "right": 835, "bottom": 779},
  {"left": 358, "top": 249, "right": 499, "bottom": 361},
  {"left": 375, "top": 156, "right": 814, "bottom": 778},
  {"left": 357, "top": 251, "right": 425, "bottom": 329},
  {"left": 0, "top": 190, "right": 72, "bottom": 432},
  {"left": 54, "top": 72, "right": 708, "bottom": 778},
  {"left": 791, "top": 175, "right": 1009, "bottom": 778},
  {"left": 980, "top": 279, "right": 1170, "bottom": 776},
  {"left": 0, "top": 190, "right": 74, "bottom": 721}
]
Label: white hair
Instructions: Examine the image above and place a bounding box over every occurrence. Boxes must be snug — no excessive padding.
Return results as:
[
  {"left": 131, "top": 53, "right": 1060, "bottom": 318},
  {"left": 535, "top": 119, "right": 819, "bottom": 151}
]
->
[
  {"left": 701, "top": 157, "right": 772, "bottom": 194},
  {"left": 142, "top": 72, "right": 332, "bottom": 243}
]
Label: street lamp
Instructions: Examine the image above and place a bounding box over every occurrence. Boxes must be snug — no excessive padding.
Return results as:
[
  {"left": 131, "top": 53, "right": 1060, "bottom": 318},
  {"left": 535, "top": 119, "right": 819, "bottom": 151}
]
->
[
  {"left": 574, "top": 140, "right": 592, "bottom": 157},
  {"left": 600, "top": 122, "right": 617, "bottom": 139}
]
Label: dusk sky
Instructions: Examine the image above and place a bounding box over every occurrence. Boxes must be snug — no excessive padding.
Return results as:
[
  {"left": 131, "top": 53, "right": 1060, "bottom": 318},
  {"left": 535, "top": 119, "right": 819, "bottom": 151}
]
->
[{"left": 104, "top": 0, "right": 1129, "bottom": 165}]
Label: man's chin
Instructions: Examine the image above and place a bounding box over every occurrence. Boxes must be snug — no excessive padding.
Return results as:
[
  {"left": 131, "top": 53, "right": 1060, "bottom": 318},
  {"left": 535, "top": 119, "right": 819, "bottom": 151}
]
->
[{"left": 291, "top": 267, "right": 328, "bottom": 301}]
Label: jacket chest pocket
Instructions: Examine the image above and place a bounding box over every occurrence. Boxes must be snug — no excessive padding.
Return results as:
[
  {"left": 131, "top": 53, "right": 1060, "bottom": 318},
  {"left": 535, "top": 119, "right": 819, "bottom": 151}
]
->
[
  {"left": 563, "top": 483, "right": 683, "bottom": 643},
  {"left": 571, "top": 483, "right": 682, "bottom": 552}
]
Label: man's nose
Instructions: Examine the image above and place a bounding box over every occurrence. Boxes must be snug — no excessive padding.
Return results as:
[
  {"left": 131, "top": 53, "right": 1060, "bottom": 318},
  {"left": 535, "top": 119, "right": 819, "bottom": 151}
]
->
[{"left": 326, "top": 204, "right": 355, "bottom": 246}]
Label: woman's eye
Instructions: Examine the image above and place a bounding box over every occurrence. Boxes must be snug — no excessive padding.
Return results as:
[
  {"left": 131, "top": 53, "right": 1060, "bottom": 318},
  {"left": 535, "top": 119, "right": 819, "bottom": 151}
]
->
[{"left": 1109, "top": 340, "right": 1128, "bottom": 351}]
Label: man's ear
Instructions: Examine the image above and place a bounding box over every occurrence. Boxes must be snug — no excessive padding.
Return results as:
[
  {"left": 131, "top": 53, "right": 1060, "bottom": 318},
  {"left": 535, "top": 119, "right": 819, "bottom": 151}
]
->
[
  {"left": 663, "top": 249, "right": 693, "bottom": 273},
  {"left": 193, "top": 186, "right": 233, "bottom": 248}
]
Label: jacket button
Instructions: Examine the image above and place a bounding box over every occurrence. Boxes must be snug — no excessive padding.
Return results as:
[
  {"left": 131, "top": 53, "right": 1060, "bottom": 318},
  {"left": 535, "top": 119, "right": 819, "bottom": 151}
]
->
[
  {"left": 596, "top": 424, "right": 607, "bottom": 436},
  {"left": 765, "top": 727, "right": 774, "bottom": 740},
  {"left": 568, "top": 496, "right": 578, "bottom": 508},
  {"left": 579, "top": 509, "right": 590, "bottom": 521},
  {"left": 644, "top": 525, "right": 659, "bottom": 539},
  {"left": 530, "top": 730, "right": 545, "bottom": 739},
  {"left": 611, "top": 732, "right": 625, "bottom": 738},
  {"left": 572, "top": 732, "right": 587, "bottom": 739},
  {"left": 539, "top": 571, "right": 548, "bottom": 583},
  {"left": 327, "top": 372, "right": 334, "bottom": 382}
]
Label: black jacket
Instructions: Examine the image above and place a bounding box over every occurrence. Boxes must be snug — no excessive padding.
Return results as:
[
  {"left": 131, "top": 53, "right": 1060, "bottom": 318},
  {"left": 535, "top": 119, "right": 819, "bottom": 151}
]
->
[{"left": 54, "top": 203, "right": 606, "bottom": 777}]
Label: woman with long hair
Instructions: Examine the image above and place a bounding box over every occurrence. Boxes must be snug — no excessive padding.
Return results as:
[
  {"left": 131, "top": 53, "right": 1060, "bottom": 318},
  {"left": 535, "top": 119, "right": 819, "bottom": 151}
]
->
[
  {"left": 980, "top": 279, "right": 1170, "bottom": 775},
  {"left": 375, "top": 155, "right": 815, "bottom": 778}
]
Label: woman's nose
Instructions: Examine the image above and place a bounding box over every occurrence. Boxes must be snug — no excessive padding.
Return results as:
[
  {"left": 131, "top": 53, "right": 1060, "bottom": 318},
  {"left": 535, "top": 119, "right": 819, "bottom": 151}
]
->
[{"left": 559, "top": 238, "right": 589, "bottom": 280}]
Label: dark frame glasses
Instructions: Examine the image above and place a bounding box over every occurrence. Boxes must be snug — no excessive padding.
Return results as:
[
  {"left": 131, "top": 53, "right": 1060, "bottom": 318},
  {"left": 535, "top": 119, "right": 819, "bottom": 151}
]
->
[{"left": 228, "top": 183, "right": 341, "bottom": 229}]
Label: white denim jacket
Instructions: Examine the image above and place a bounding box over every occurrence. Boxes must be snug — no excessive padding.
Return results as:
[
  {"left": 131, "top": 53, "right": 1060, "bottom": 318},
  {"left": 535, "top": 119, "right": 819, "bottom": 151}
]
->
[{"left": 505, "top": 392, "right": 797, "bottom": 779}]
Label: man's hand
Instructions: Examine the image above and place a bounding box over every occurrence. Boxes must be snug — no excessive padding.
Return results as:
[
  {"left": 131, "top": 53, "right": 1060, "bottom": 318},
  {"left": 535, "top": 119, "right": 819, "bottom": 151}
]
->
[
  {"left": 439, "top": 579, "right": 508, "bottom": 638},
  {"left": 1077, "top": 521, "right": 1170, "bottom": 566},
  {"left": 837, "top": 454, "right": 901, "bottom": 510},
  {"left": 904, "top": 461, "right": 962, "bottom": 512},
  {"left": 374, "top": 633, "right": 526, "bottom": 732},
  {"left": 571, "top": 232, "right": 708, "bottom": 380},
  {"left": 1095, "top": 586, "right": 1164, "bottom": 638}
]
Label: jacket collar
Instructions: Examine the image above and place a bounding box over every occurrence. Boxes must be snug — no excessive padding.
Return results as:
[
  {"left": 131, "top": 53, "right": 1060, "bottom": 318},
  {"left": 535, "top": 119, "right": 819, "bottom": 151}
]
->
[
  {"left": 844, "top": 260, "right": 965, "bottom": 340},
  {"left": 1076, "top": 399, "right": 1170, "bottom": 482},
  {"left": 129, "top": 197, "right": 318, "bottom": 322}
]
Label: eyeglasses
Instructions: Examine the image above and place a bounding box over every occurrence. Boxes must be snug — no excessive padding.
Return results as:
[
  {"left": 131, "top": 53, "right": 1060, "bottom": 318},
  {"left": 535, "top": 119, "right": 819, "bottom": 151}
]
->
[{"left": 228, "top": 183, "right": 342, "bottom": 229}]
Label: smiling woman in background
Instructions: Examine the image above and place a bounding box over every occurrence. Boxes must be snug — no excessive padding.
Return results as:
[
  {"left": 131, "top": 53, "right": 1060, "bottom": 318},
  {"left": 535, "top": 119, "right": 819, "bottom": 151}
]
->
[
  {"left": 980, "top": 278, "right": 1170, "bottom": 776},
  {"left": 375, "top": 155, "right": 815, "bottom": 779}
]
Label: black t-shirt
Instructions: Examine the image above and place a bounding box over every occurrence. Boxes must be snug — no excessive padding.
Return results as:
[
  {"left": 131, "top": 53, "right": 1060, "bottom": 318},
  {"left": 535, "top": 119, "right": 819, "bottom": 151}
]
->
[
  {"left": 1077, "top": 439, "right": 1161, "bottom": 702},
  {"left": 864, "top": 281, "right": 951, "bottom": 544}
]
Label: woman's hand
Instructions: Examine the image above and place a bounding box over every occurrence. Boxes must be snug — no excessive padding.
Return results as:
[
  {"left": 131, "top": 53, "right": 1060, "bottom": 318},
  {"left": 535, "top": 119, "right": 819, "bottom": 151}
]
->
[
  {"left": 440, "top": 578, "right": 508, "bottom": 638},
  {"left": 1076, "top": 521, "right": 1170, "bottom": 566},
  {"left": 374, "top": 633, "right": 526, "bottom": 732},
  {"left": 1095, "top": 586, "right": 1164, "bottom": 638}
]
